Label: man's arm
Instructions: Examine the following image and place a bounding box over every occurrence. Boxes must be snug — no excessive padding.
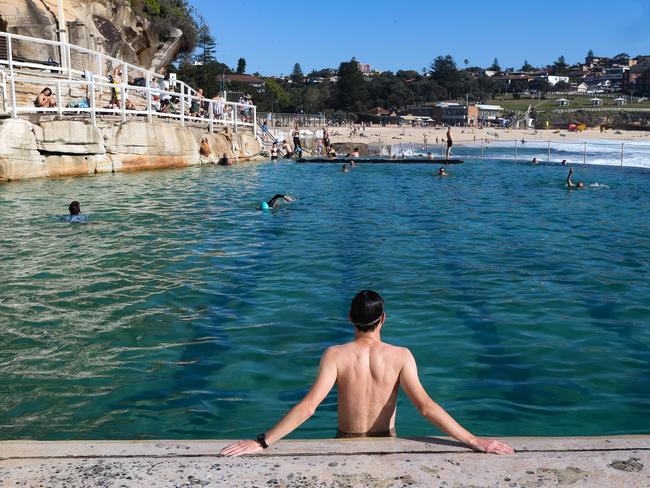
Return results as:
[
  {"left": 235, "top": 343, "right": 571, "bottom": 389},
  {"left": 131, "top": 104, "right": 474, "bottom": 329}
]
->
[
  {"left": 220, "top": 347, "right": 338, "bottom": 457},
  {"left": 399, "top": 349, "right": 514, "bottom": 455}
]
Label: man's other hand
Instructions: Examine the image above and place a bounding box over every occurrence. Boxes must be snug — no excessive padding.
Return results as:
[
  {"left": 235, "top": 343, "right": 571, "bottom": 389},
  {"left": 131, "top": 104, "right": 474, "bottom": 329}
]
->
[{"left": 220, "top": 440, "right": 264, "bottom": 457}]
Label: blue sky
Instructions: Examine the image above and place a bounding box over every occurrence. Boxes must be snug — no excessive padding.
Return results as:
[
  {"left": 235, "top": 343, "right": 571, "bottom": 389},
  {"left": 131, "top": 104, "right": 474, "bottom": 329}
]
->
[{"left": 190, "top": 0, "right": 650, "bottom": 75}]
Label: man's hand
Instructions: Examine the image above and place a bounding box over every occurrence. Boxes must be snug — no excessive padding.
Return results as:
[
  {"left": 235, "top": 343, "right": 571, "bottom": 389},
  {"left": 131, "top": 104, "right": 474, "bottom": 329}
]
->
[
  {"left": 220, "top": 440, "right": 264, "bottom": 457},
  {"left": 468, "top": 437, "right": 515, "bottom": 455}
]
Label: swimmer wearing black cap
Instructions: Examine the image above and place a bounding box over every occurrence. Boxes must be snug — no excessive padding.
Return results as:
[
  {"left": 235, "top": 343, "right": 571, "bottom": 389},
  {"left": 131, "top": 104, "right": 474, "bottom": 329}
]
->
[
  {"left": 261, "top": 194, "right": 294, "bottom": 210},
  {"left": 437, "top": 167, "right": 448, "bottom": 177}
]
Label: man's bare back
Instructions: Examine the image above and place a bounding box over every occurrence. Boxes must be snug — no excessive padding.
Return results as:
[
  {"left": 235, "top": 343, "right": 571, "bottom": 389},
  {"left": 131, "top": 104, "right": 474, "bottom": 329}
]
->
[
  {"left": 221, "top": 290, "right": 514, "bottom": 457},
  {"left": 331, "top": 340, "right": 405, "bottom": 435}
]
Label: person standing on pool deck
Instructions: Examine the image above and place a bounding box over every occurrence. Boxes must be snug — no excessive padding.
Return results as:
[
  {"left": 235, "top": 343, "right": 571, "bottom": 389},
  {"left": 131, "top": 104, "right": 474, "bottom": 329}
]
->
[
  {"left": 292, "top": 126, "right": 303, "bottom": 158},
  {"left": 445, "top": 127, "right": 453, "bottom": 159},
  {"left": 221, "top": 290, "right": 515, "bottom": 457}
]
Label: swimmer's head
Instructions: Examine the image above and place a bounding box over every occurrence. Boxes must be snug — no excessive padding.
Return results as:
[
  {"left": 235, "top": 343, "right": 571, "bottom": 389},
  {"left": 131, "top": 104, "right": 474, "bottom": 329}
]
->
[
  {"left": 261, "top": 201, "right": 270, "bottom": 210},
  {"left": 562, "top": 160, "right": 567, "bottom": 165},
  {"left": 349, "top": 290, "right": 384, "bottom": 333},
  {"left": 439, "top": 167, "right": 446, "bottom": 175},
  {"left": 577, "top": 181, "right": 585, "bottom": 188},
  {"left": 69, "top": 201, "right": 80, "bottom": 215}
]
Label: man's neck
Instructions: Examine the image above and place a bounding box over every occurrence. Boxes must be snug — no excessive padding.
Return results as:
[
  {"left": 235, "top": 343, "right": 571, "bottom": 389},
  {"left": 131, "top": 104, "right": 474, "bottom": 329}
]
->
[{"left": 354, "top": 330, "right": 381, "bottom": 344}]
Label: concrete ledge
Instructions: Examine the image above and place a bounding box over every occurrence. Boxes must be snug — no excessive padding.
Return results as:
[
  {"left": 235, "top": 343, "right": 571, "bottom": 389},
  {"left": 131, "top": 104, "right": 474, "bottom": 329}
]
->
[{"left": 1, "top": 437, "right": 648, "bottom": 487}]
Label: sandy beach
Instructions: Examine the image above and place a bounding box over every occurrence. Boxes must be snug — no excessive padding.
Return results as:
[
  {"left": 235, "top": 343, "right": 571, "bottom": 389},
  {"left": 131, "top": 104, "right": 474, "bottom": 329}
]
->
[{"left": 326, "top": 126, "right": 650, "bottom": 146}]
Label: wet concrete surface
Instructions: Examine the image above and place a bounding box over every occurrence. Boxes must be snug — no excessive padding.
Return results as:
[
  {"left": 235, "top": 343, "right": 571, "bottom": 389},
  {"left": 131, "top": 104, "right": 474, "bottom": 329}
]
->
[{"left": 1, "top": 436, "right": 648, "bottom": 487}]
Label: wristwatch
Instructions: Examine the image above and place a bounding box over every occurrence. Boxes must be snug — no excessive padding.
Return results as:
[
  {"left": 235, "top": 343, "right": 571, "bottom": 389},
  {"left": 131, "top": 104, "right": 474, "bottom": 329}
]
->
[{"left": 256, "top": 433, "right": 269, "bottom": 449}]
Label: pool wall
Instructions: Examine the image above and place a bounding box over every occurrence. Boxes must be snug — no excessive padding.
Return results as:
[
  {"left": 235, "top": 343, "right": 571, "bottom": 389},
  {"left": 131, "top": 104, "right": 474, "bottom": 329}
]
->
[
  {"left": 0, "top": 118, "right": 261, "bottom": 182},
  {"left": 1, "top": 437, "right": 648, "bottom": 486}
]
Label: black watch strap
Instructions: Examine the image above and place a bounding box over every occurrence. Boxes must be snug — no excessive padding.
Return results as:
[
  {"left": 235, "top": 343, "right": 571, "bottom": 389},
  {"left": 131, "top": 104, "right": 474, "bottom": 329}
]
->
[{"left": 256, "top": 433, "right": 269, "bottom": 449}]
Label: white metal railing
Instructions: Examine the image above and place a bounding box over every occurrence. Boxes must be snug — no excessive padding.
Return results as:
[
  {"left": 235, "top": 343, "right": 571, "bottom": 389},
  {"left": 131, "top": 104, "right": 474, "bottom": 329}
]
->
[
  {"left": 4, "top": 73, "right": 256, "bottom": 135},
  {"left": 0, "top": 31, "right": 257, "bottom": 136}
]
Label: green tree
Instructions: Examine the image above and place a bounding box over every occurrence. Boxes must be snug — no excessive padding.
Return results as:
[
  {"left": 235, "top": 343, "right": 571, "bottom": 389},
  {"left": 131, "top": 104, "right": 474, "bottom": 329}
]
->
[
  {"left": 429, "top": 55, "right": 462, "bottom": 98},
  {"left": 587, "top": 49, "right": 594, "bottom": 58},
  {"left": 553, "top": 55, "right": 568, "bottom": 75},
  {"left": 521, "top": 60, "right": 534, "bottom": 71},
  {"left": 489, "top": 58, "right": 501, "bottom": 72},
  {"left": 236, "top": 58, "right": 246, "bottom": 74},
  {"left": 336, "top": 58, "right": 368, "bottom": 111},
  {"left": 291, "top": 63, "right": 304, "bottom": 83}
]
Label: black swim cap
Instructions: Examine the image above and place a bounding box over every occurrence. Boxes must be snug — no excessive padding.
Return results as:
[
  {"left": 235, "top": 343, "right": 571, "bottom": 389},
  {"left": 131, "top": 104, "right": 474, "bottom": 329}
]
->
[{"left": 350, "top": 290, "right": 384, "bottom": 332}]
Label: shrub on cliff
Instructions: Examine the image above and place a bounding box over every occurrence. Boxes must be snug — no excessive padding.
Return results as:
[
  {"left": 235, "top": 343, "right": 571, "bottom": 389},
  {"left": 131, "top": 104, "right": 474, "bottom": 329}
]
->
[{"left": 130, "top": 0, "right": 198, "bottom": 56}]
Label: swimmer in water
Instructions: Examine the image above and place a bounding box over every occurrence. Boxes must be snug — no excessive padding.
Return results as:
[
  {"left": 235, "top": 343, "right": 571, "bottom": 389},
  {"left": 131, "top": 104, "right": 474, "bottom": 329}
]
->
[
  {"left": 342, "top": 164, "right": 349, "bottom": 173},
  {"left": 561, "top": 159, "right": 567, "bottom": 166},
  {"left": 261, "top": 194, "right": 294, "bottom": 210},
  {"left": 566, "top": 168, "right": 585, "bottom": 189},
  {"left": 437, "top": 167, "right": 448, "bottom": 177},
  {"left": 62, "top": 200, "right": 88, "bottom": 223},
  {"left": 532, "top": 157, "right": 539, "bottom": 164}
]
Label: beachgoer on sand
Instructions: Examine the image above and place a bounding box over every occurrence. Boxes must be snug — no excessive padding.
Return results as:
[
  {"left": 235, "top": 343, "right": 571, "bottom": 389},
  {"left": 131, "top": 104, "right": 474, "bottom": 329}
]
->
[{"left": 221, "top": 290, "right": 515, "bottom": 457}]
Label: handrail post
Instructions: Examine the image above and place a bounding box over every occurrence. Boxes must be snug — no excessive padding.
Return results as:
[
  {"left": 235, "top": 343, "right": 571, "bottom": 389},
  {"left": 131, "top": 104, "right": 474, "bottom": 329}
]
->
[
  {"left": 146, "top": 81, "right": 152, "bottom": 123},
  {"left": 180, "top": 84, "right": 185, "bottom": 127},
  {"left": 547, "top": 140, "right": 551, "bottom": 162},
  {"left": 9, "top": 76, "right": 17, "bottom": 118},
  {"left": 121, "top": 79, "right": 126, "bottom": 123},
  {"left": 209, "top": 100, "right": 214, "bottom": 133},
  {"left": 481, "top": 139, "right": 484, "bottom": 159},
  {"left": 234, "top": 103, "right": 238, "bottom": 132},
  {"left": 583, "top": 142, "right": 587, "bottom": 165},
  {"left": 56, "top": 80, "right": 63, "bottom": 117},
  {"left": 66, "top": 43, "right": 72, "bottom": 80},
  {"left": 514, "top": 139, "right": 517, "bottom": 161},
  {"left": 90, "top": 79, "right": 96, "bottom": 127},
  {"left": 253, "top": 105, "right": 257, "bottom": 139},
  {"left": 7, "top": 36, "right": 13, "bottom": 77}
]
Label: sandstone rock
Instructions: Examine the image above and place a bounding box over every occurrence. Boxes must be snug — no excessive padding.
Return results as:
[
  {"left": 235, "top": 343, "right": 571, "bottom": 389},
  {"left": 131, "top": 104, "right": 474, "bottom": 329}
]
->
[
  {"left": 37, "top": 120, "right": 105, "bottom": 154},
  {"left": 107, "top": 120, "right": 199, "bottom": 171},
  {"left": 236, "top": 132, "right": 261, "bottom": 159},
  {"left": 0, "top": 118, "right": 46, "bottom": 181},
  {"left": 44, "top": 154, "right": 107, "bottom": 177}
]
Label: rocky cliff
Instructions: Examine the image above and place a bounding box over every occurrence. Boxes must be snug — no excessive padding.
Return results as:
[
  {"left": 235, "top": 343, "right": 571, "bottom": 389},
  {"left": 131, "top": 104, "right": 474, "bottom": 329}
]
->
[{"left": 0, "top": 0, "right": 182, "bottom": 73}]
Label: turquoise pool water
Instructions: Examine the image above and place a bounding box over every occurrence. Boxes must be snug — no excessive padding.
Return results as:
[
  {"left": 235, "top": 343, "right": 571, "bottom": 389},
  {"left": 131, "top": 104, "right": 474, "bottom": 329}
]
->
[{"left": 1, "top": 159, "right": 649, "bottom": 441}]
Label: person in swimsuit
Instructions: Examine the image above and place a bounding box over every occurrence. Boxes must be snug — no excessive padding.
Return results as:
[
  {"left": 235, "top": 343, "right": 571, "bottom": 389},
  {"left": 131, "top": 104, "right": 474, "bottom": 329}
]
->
[
  {"left": 270, "top": 142, "right": 280, "bottom": 161},
  {"left": 292, "top": 126, "right": 303, "bottom": 158},
  {"left": 261, "top": 194, "right": 294, "bottom": 210},
  {"left": 281, "top": 140, "right": 293, "bottom": 159},
  {"left": 566, "top": 167, "right": 585, "bottom": 189},
  {"left": 221, "top": 290, "right": 515, "bottom": 456},
  {"left": 445, "top": 127, "right": 453, "bottom": 159},
  {"left": 61, "top": 201, "right": 88, "bottom": 223},
  {"left": 437, "top": 167, "right": 448, "bottom": 177},
  {"left": 342, "top": 164, "right": 349, "bottom": 173}
]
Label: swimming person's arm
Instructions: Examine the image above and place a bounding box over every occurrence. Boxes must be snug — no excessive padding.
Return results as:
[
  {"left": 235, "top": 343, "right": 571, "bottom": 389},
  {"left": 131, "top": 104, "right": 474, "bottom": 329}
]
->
[
  {"left": 399, "top": 349, "right": 514, "bottom": 455},
  {"left": 567, "top": 168, "right": 575, "bottom": 188},
  {"left": 220, "top": 347, "right": 338, "bottom": 457}
]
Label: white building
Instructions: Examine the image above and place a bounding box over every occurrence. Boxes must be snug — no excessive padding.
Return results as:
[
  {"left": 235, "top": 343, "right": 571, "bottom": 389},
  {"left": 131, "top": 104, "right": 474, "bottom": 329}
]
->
[
  {"left": 544, "top": 75, "right": 570, "bottom": 86},
  {"left": 476, "top": 104, "right": 503, "bottom": 123}
]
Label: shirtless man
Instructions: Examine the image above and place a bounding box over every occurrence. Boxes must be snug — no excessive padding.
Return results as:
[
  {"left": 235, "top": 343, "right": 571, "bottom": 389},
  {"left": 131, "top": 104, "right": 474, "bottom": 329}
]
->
[
  {"left": 445, "top": 127, "right": 453, "bottom": 159},
  {"left": 221, "top": 290, "right": 515, "bottom": 457}
]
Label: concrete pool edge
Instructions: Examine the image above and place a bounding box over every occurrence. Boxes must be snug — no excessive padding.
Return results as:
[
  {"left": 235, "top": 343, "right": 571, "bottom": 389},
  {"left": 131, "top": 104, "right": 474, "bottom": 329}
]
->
[{"left": 1, "top": 436, "right": 648, "bottom": 487}]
